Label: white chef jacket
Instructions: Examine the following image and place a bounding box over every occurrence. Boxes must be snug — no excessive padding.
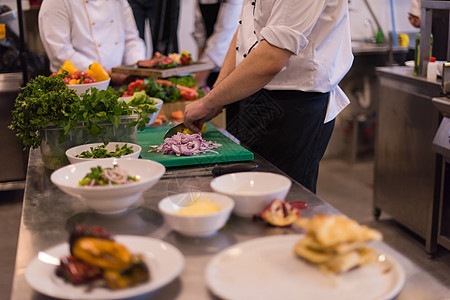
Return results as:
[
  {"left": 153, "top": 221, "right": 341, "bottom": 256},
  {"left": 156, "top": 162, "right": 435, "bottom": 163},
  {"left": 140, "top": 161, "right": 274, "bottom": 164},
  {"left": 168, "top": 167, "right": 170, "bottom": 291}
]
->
[
  {"left": 237, "top": 0, "right": 354, "bottom": 123},
  {"left": 39, "top": 0, "right": 146, "bottom": 73},
  {"left": 192, "top": 0, "right": 242, "bottom": 71}
]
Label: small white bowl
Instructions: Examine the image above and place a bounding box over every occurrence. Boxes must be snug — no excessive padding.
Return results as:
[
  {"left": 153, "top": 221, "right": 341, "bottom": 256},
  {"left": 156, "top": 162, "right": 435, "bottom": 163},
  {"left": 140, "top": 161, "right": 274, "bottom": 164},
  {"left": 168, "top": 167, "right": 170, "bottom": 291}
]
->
[
  {"left": 51, "top": 158, "right": 165, "bottom": 214},
  {"left": 121, "top": 97, "right": 163, "bottom": 127},
  {"left": 67, "top": 78, "right": 111, "bottom": 95},
  {"left": 210, "top": 172, "right": 292, "bottom": 217},
  {"left": 65, "top": 142, "right": 142, "bottom": 164},
  {"left": 158, "top": 192, "right": 234, "bottom": 237}
]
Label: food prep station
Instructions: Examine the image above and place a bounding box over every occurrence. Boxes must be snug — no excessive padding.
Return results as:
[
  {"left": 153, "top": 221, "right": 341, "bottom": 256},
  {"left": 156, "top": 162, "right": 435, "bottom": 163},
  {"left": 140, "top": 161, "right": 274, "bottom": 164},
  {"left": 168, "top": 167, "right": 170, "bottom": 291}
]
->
[{"left": 9, "top": 143, "right": 449, "bottom": 299}]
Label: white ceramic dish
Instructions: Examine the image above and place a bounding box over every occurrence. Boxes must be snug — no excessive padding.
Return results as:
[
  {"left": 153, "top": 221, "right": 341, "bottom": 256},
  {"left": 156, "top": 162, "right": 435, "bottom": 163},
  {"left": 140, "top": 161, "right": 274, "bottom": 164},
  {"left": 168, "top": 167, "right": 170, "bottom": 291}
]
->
[
  {"left": 121, "top": 97, "right": 163, "bottom": 126},
  {"left": 67, "top": 78, "right": 111, "bottom": 95},
  {"left": 206, "top": 235, "right": 405, "bottom": 300},
  {"left": 50, "top": 158, "right": 165, "bottom": 214},
  {"left": 66, "top": 142, "right": 142, "bottom": 164},
  {"left": 158, "top": 192, "right": 234, "bottom": 237},
  {"left": 210, "top": 172, "right": 291, "bottom": 217},
  {"left": 25, "top": 235, "right": 184, "bottom": 299}
]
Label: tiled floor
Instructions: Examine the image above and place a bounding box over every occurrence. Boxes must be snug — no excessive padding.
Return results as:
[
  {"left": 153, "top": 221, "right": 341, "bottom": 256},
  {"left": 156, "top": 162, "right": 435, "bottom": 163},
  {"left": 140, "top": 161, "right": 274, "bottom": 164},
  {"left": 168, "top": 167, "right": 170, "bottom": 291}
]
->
[{"left": 0, "top": 158, "right": 449, "bottom": 299}]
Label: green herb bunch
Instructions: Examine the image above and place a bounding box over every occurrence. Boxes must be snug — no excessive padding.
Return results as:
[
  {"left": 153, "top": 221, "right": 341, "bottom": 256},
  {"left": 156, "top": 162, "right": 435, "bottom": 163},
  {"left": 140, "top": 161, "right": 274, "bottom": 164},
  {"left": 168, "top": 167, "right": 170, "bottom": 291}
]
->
[
  {"left": 8, "top": 74, "right": 79, "bottom": 149},
  {"left": 9, "top": 75, "right": 158, "bottom": 150}
]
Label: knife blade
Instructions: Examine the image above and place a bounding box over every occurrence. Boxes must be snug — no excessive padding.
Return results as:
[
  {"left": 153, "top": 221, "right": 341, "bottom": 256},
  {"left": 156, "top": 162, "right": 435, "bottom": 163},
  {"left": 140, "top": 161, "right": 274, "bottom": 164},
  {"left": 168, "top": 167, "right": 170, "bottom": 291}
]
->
[
  {"left": 163, "top": 123, "right": 188, "bottom": 139},
  {"left": 162, "top": 162, "right": 258, "bottom": 178}
]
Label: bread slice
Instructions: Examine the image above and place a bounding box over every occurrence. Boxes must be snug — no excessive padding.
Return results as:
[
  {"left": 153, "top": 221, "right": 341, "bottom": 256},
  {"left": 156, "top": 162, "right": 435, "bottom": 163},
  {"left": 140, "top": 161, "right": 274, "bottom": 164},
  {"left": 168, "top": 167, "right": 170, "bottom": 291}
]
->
[{"left": 293, "top": 215, "right": 382, "bottom": 274}]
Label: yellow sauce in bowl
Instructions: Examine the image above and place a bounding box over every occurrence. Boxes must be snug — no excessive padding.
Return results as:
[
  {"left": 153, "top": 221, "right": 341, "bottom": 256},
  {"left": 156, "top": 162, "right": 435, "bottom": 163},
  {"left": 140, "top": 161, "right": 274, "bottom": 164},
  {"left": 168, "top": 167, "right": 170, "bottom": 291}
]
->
[{"left": 176, "top": 199, "right": 221, "bottom": 216}]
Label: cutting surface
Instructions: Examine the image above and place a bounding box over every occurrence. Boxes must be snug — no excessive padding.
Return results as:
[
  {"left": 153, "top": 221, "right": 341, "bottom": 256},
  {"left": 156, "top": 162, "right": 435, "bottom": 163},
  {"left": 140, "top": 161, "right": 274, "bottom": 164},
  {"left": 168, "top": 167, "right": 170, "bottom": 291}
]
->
[{"left": 137, "top": 124, "right": 254, "bottom": 167}]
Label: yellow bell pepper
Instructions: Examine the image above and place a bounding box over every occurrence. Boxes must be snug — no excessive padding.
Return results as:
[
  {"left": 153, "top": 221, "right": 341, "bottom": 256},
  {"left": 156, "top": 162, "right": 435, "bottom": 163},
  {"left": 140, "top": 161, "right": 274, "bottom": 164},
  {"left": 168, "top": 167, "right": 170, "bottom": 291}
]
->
[
  {"left": 72, "top": 237, "right": 132, "bottom": 270},
  {"left": 86, "top": 62, "right": 110, "bottom": 82},
  {"left": 182, "top": 124, "right": 207, "bottom": 135},
  {"left": 57, "top": 61, "right": 78, "bottom": 75}
]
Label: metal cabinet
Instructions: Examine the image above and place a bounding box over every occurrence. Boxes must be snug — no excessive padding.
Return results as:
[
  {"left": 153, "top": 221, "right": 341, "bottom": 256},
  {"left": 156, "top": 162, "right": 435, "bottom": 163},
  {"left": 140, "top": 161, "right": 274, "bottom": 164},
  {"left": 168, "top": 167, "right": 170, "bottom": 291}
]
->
[{"left": 374, "top": 66, "right": 443, "bottom": 254}]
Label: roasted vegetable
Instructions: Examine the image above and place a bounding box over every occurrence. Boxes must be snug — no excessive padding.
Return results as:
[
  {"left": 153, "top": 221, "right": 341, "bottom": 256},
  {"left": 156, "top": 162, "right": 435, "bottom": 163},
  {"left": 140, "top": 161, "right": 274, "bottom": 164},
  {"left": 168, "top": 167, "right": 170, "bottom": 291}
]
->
[
  {"left": 104, "top": 255, "right": 150, "bottom": 290},
  {"left": 260, "top": 198, "right": 302, "bottom": 227},
  {"left": 56, "top": 255, "right": 103, "bottom": 285},
  {"left": 72, "top": 237, "right": 132, "bottom": 270},
  {"left": 69, "top": 224, "right": 112, "bottom": 254}
]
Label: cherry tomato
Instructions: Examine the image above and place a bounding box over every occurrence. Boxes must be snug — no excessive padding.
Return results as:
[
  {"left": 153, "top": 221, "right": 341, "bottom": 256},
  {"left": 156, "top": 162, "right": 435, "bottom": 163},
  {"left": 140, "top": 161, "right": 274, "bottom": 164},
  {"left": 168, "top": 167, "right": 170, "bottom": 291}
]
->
[
  {"left": 73, "top": 70, "right": 82, "bottom": 79},
  {"left": 180, "top": 90, "right": 195, "bottom": 100}
]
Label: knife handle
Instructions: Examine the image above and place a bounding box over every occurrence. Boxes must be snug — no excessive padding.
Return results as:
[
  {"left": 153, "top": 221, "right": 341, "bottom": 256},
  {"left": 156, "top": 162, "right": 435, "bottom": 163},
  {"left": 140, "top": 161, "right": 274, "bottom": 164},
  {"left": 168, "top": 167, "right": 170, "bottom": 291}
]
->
[{"left": 211, "top": 162, "right": 259, "bottom": 176}]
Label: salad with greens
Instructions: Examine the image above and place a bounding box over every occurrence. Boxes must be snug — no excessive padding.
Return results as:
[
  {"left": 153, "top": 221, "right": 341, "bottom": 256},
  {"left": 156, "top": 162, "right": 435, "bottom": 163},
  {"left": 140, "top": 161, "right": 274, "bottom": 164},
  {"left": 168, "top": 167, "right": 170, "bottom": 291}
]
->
[
  {"left": 76, "top": 143, "right": 135, "bottom": 159},
  {"left": 79, "top": 165, "right": 138, "bottom": 186}
]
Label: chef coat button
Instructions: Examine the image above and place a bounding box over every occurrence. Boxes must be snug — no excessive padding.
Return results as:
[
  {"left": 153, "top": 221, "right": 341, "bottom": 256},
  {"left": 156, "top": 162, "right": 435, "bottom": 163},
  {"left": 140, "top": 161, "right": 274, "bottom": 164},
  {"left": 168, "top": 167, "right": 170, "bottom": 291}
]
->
[
  {"left": 236, "top": 47, "right": 239, "bottom": 51},
  {"left": 85, "top": 0, "right": 88, "bottom": 2},
  {"left": 239, "top": 20, "right": 242, "bottom": 24},
  {"left": 98, "top": 44, "right": 101, "bottom": 47},
  {"left": 115, "top": 42, "right": 118, "bottom": 45},
  {"left": 243, "top": 54, "right": 247, "bottom": 58},
  {"left": 92, "top": 22, "right": 95, "bottom": 26},
  {"left": 110, "top": 20, "right": 114, "bottom": 23},
  {"left": 253, "top": 31, "right": 256, "bottom": 34},
  {"left": 252, "top": 2, "right": 255, "bottom": 5}
]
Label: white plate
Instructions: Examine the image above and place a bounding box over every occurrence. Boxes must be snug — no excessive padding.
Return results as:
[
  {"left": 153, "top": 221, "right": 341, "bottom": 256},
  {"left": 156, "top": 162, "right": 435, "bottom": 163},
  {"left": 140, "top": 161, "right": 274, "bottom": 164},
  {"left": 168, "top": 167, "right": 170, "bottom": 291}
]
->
[
  {"left": 205, "top": 235, "right": 405, "bottom": 300},
  {"left": 25, "top": 235, "right": 184, "bottom": 299}
]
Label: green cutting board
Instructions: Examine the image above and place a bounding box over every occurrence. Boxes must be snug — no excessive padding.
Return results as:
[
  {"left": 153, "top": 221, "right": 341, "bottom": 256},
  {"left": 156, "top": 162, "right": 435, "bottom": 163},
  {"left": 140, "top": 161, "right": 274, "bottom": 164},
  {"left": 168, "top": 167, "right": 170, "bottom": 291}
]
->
[{"left": 137, "top": 124, "right": 254, "bottom": 167}]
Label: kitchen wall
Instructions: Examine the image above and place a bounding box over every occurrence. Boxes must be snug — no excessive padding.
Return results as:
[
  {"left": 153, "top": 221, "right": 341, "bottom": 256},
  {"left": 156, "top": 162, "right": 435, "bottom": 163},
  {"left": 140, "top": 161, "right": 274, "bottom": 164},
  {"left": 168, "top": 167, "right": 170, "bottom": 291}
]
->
[{"left": 3, "top": 0, "right": 419, "bottom": 61}]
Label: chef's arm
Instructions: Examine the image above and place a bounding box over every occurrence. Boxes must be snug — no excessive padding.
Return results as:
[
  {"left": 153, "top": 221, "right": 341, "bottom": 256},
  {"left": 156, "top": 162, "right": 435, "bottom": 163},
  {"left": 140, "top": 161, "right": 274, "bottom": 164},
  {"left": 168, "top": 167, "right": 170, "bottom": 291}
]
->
[
  {"left": 213, "top": 29, "right": 238, "bottom": 87},
  {"left": 205, "top": 39, "right": 291, "bottom": 107},
  {"left": 183, "top": 39, "right": 292, "bottom": 131}
]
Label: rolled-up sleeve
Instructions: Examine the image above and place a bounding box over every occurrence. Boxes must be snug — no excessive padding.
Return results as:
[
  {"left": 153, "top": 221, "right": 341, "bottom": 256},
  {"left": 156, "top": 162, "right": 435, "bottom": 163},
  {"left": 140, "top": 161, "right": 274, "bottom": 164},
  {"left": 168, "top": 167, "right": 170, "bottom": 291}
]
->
[{"left": 256, "top": 0, "right": 325, "bottom": 55}]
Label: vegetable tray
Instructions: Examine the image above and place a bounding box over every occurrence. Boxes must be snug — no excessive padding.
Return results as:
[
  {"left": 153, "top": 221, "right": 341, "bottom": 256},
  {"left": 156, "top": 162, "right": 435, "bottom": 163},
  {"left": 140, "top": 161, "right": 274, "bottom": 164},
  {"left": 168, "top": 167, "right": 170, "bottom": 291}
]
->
[
  {"left": 137, "top": 124, "right": 254, "bottom": 167},
  {"left": 111, "top": 62, "right": 215, "bottom": 78}
]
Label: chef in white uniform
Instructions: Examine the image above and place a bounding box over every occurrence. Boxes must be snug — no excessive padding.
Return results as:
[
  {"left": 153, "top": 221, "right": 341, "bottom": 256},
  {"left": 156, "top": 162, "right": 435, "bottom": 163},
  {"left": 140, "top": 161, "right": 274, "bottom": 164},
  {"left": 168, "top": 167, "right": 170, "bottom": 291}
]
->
[
  {"left": 38, "top": 0, "right": 146, "bottom": 84},
  {"left": 192, "top": 0, "right": 242, "bottom": 88},
  {"left": 183, "top": 0, "right": 354, "bottom": 193}
]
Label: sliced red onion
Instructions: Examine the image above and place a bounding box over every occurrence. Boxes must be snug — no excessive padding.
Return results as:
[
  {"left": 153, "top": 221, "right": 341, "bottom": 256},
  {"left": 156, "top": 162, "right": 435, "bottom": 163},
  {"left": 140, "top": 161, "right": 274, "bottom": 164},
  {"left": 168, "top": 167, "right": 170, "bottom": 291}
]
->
[{"left": 150, "top": 132, "right": 222, "bottom": 156}]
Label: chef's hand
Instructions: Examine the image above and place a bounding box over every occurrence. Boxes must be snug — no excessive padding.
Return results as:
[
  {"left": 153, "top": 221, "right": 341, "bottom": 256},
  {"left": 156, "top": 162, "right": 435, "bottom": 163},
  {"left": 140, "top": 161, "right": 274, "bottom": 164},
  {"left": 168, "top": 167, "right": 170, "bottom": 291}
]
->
[
  {"left": 408, "top": 13, "right": 421, "bottom": 28},
  {"left": 183, "top": 98, "right": 222, "bottom": 132}
]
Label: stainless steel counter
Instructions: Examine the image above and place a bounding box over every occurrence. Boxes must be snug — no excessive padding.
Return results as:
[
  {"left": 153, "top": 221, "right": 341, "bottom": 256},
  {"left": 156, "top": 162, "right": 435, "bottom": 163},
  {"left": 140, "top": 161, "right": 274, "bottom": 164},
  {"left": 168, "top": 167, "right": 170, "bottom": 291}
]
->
[
  {"left": 374, "top": 66, "right": 444, "bottom": 254},
  {"left": 11, "top": 148, "right": 450, "bottom": 299}
]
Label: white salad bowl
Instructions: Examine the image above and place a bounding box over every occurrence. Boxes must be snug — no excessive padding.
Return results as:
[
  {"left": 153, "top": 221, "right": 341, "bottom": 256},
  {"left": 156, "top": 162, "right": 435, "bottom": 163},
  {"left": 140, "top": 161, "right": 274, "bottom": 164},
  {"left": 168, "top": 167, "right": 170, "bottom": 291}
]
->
[
  {"left": 65, "top": 142, "right": 142, "bottom": 164},
  {"left": 158, "top": 192, "right": 234, "bottom": 237},
  {"left": 121, "top": 97, "right": 163, "bottom": 127},
  {"left": 67, "top": 78, "right": 111, "bottom": 95},
  {"left": 51, "top": 158, "right": 165, "bottom": 214},
  {"left": 210, "top": 172, "right": 292, "bottom": 217}
]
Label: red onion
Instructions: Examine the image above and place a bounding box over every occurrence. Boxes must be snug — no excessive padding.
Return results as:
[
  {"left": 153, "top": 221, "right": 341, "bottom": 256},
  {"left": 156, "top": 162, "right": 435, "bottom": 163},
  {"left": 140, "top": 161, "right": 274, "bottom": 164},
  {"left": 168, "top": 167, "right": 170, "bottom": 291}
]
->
[{"left": 151, "top": 132, "right": 221, "bottom": 156}]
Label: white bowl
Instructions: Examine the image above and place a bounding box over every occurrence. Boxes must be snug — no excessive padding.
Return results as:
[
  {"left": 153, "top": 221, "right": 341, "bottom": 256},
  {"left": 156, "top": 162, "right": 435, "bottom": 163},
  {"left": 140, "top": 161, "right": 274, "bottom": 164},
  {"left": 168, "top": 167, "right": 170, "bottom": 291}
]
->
[
  {"left": 51, "top": 158, "right": 165, "bottom": 214},
  {"left": 210, "top": 172, "right": 292, "bottom": 217},
  {"left": 65, "top": 142, "right": 142, "bottom": 164},
  {"left": 158, "top": 192, "right": 234, "bottom": 237},
  {"left": 67, "top": 78, "right": 111, "bottom": 95},
  {"left": 121, "top": 97, "right": 163, "bottom": 126}
]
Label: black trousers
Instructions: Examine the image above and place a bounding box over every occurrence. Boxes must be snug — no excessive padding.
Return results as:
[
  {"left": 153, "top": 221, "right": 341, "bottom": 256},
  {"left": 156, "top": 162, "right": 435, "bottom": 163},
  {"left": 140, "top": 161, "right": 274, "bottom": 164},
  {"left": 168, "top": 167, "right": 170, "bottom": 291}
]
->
[
  {"left": 226, "top": 89, "right": 334, "bottom": 193},
  {"left": 128, "top": 0, "right": 180, "bottom": 54}
]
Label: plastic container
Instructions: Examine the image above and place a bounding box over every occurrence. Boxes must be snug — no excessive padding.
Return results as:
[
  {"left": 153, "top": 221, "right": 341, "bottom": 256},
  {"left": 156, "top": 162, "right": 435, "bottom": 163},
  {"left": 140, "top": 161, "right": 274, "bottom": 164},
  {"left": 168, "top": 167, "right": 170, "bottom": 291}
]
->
[
  {"left": 427, "top": 57, "right": 437, "bottom": 81},
  {"left": 39, "top": 115, "right": 138, "bottom": 170}
]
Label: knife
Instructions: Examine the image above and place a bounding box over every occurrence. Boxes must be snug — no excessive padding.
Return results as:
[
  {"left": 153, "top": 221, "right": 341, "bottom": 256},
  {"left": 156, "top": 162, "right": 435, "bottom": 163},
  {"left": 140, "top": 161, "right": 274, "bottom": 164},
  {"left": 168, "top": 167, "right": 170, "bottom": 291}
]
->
[
  {"left": 163, "top": 123, "right": 188, "bottom": 139},
  {"left": 162, "top": 162, "right": 258, "bottom": 178}
]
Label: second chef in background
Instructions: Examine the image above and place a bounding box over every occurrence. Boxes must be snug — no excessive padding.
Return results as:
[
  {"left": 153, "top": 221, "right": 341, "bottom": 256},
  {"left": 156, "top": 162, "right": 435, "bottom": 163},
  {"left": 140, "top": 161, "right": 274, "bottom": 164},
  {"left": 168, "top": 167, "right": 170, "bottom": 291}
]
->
[{"left": 38, "top": 0, "right": 146, "bottom": 85}]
